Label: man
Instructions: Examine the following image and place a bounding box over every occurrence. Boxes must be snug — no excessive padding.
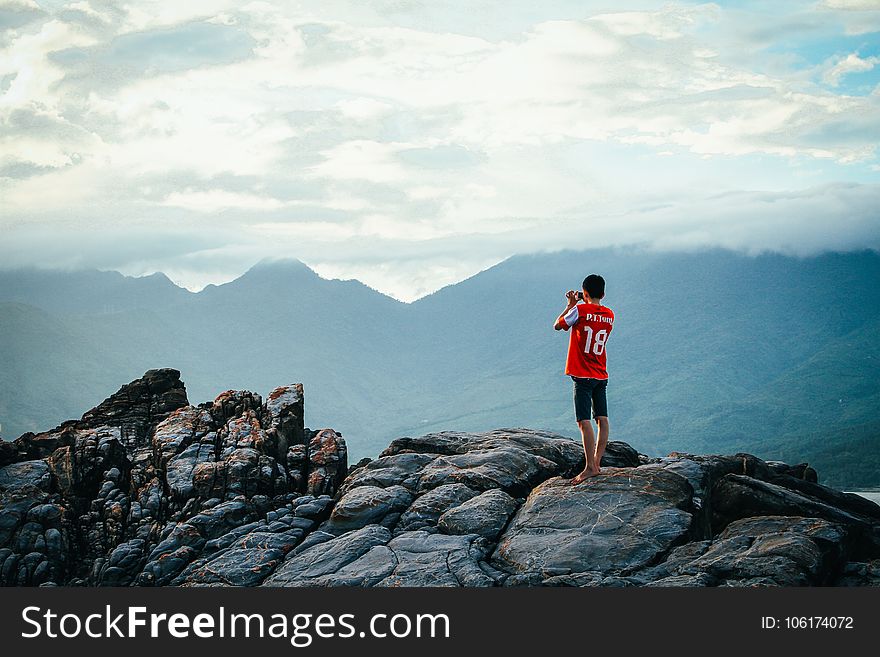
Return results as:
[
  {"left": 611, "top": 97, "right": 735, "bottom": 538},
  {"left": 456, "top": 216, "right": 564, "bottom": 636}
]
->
[{"left": 553, "top": 274, "right": 614, "bottom": 484}]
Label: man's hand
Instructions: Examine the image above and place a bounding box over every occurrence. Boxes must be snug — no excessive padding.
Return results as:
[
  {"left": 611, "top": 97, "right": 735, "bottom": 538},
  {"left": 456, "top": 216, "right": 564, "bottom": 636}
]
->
[{"left": 555, "top": 290, "right": 579, "bottom": 331}]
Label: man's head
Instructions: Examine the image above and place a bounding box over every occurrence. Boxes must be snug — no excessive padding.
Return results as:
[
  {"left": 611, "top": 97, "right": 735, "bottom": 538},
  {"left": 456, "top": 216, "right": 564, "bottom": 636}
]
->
[{"left": 582, "top": 274, "right": 605, "bottom": 301}]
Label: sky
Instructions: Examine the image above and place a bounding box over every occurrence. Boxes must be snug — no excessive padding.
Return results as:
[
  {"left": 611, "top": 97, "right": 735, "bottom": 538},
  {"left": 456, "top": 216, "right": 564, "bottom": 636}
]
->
[{"left": 1, "top": 0, "right": 879, "bottom": 300}]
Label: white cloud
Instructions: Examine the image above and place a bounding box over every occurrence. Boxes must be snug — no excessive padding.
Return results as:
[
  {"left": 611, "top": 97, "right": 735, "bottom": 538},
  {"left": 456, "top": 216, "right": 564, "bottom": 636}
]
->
[
  {"left": 822, "top": 52, "right": 879, "bottom": 86},
  {"left": 334, "top": 97, "right": 394, "bottom": 121},
  {"left": 308, "top": 140, "right": 411, "bottom": 183},
  {"left": 161, "top": 189, "right": 286, "bottom": 212},
  {"left": 591, "top": 3, "right": 720, "bottom": 40},
  {"left": 62, "top": 1, "right": 112, "bottom": 24},
  {"left": 820, "top": 0, "right": 880, "bottom": 10}
]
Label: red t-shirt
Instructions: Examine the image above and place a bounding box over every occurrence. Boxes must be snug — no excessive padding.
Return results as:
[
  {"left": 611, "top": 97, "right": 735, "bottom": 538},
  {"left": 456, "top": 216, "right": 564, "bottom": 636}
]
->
[{"left": 560, "top": 302, "right": 614, "bottom": 379}]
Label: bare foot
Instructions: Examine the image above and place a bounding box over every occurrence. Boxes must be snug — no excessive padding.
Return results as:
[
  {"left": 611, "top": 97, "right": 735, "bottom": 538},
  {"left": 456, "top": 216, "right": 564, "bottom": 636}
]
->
[{"left": 570, "top": 469, "right": 598, "bottom": 484}]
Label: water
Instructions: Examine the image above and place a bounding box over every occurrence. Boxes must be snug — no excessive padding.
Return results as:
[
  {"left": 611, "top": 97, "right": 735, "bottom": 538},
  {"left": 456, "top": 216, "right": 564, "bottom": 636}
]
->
[{"left": 847, "top": 490, "right": 880, "bottom": 505}]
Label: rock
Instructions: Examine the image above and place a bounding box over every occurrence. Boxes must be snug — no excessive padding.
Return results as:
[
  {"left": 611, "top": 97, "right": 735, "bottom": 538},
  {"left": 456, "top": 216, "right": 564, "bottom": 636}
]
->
[
  {"left": 307, "top": 429, "right": 347, "bottom": 496},
  {"left": 152, "top": 407, "right": 214, "bottom": 470},
  {"left": 0, "top": 371, "right": 347, "bottom": 587},
  {"left": 648, "top": 573, "right": 717, "bottom": 587},
  {"left": 712, "top": 474, "right": 880, "bottom": 557},
  {"left": 438, "top": 489, "right": 519, "bottom": 541},
  {"left": 3, "top": 369, "right": 877, "bottom": 589},
  {"left": 375, "top": 531, "right": 495, "bottom": 587},
  {"left": 262, "top": 524, "right": 392, "bottom": 586},
  {"left": 79, "top": 368, "right": 189, "bottom": 449},
  {"left": 414, "top": 444, "right": 559, "bottom": 496},
  {"left": 654, "top": 453, "right": 750, "bottom": 537},
  {"left": 378, "top": 429, "right": 584, "bottom": 494},
  {"left": 336, "top": 452, "right": 437, "bottom": 497},
  {"left": 264, "top": 385, "right": 306, "bottom": 463},
  {"left": 165, "top": 441, "right": 217, "bottom": 500},
  {"left": 767, "top": 474, "right": 880, "bottom": 522},
  {"left": 347, "top": 457, "right": 373, "bottom": 477},
  {"left": 491, "top": 467, "right": 695, "bottom": 581},
  {"left": 766, "top": 461, "right": 818, "bottom": 483},
  {"left": 174, "top": 528, "right": 306, "bottom": 586},
  {"left": 601, "top": 441, "right": 641, "bottom": 468},
  {"left": 395, "top": 483, "right": 479, "bottom": 533},
  {"left": 319, "top": 485, "right": 414, "bottom": 534},
  {"left": 833, "top": 560, "right": 880, "bottom": 586},
  {"left": 0, "top": 460, "right": 53, "bottom": 493},
  {"left": 676, "top": 516, "right": 851, "bottom": 586},
  {"left": 261, "top": 525, "right": 495, "bottom": 587}
]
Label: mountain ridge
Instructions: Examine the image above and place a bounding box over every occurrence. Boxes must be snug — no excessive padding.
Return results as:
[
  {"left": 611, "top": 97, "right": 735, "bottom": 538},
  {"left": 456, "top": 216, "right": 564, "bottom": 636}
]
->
[{"left": 1, "top": 247, "right": 879, "bottom": 487}]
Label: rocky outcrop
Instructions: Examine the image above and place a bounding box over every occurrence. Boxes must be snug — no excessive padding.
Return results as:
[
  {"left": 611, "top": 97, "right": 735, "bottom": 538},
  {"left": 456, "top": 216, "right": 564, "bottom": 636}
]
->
[
  {"left": 0, "top": 370, "right": 344, "bottom": 586},
  {"left": 1, "top": 371, "right": 878, "bottom": 587}
]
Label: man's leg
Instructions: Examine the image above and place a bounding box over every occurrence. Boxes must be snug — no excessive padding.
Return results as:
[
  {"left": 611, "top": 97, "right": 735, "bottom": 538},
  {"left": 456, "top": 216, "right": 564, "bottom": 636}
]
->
[
  {"left": 593, "top": 416, "right": 610, "bottom": 473},
  {"left": 570, "top": 419, "right": 598, "bottom": 484}
]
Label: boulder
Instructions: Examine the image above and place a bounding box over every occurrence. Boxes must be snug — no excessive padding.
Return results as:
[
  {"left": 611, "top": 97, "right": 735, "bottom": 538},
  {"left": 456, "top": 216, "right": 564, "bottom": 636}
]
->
[
  {"left": 438, "top": 488, "right": 519, "bottom": 541},
  {"left": 395, "top": 483, "right": 480, "bottom": 534},
  {"left": 676, "top": 516, "right": 851, "bottom": 586},
  {"left": 318, "top": 485, "right": 414, "bottom": 534},
  {"left": 491, "top": 467, "right": 695, "bottom": 581},
  {"left": 712, "top": 474, "right": 880, "bottom": 557},
  {"left": 262, "top": 524, "right": 392, "bottom": 586}
]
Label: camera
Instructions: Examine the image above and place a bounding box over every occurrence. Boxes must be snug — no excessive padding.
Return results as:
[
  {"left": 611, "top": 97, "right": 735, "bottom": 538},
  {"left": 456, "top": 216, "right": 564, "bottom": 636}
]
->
[{"left": 576, "top": 291, "right": 584, "bottom": 300}]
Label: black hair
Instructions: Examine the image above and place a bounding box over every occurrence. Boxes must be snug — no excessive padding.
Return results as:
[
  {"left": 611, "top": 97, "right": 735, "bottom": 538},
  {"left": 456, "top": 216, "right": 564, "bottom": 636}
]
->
[{"left": 582, "top": 274, "right": 605, "bottom": 300}]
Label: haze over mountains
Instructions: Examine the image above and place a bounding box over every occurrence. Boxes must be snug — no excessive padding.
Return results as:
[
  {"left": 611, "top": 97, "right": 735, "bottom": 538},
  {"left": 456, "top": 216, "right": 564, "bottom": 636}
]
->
[{"left": 1, "top": 248, "right": 879, "bottom": 488}]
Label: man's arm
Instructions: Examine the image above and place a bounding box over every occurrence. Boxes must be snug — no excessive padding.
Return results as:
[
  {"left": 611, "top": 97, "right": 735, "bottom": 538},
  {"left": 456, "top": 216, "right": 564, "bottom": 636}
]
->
[{"left": 554, "top": 291, "right": 579, "bottom": 331}]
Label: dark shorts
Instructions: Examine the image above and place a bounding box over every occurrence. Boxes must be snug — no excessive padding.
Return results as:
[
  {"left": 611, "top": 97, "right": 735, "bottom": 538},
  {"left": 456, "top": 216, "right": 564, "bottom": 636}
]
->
[{"left": 571, "top": 376, "right": 608, "bottom": 421}]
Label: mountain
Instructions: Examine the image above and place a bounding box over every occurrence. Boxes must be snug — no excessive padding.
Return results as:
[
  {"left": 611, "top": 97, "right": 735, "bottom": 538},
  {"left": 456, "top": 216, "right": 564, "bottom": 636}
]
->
[
  {"left": 1, "top": 370, "right": 878, "bottom": 587},
  {"left": 1, "top": 248, "right": 879, "bottom": 487},
  {"left": 0, "top": 268, "right": 191, "bottom": 315}
]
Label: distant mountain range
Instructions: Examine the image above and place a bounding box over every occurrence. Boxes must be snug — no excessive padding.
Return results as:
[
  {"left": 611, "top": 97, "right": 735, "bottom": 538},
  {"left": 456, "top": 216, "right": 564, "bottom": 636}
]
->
[{"left": 2, "top": 247, "right": 879, "bottom": 487}]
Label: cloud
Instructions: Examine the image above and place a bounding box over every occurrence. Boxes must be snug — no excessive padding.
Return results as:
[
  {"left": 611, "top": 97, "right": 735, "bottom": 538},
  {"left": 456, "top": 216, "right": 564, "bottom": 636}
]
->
[
  {"left": 3, "top": 179, "right": 877, "bottom": 301},
  {"left": 0, "top": 0, "right": 45, "bottom": 31},
  {"left": 160, "top": 189, "right": 287, "bottom": 212},
  {"left": 0, "top": 1, "right": 879, "bottom": 300},
  {"left": 820, "top": 0, "right": 880, "bottom": 10},
  {"left": 822, "top": 52, "right": 880, "bottom": 85}
]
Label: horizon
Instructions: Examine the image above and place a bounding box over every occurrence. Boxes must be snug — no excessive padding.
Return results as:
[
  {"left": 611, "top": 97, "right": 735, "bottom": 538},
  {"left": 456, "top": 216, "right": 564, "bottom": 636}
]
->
[
  {"left": 5, "top": 243, "right": 880, "bottom": 302},
  {"left": 2, "top": 1, "right": 880, "bottom": 300}
]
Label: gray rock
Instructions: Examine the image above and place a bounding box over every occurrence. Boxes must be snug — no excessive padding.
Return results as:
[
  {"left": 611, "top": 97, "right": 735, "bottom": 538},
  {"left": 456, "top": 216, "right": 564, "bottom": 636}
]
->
[
  {"left": 79, "top": 368, "right": 189, "bottom": 449},
  {"left": 677, "top": 516, "right": 850, "bottom": 586},
  {"left": 713, "top": 474, "right": 880, "bottom": 556},
  {"left": 306, "top": 429, "right": 347, "bottom": 496},
  {"left": 396, "top": 483, "right": 480, "bottom": 533},
  {"left": 649, "top": 573, "right": 717, "bottom": 587},
  {"left": 375, "top": 531, "right": 495, "bottom": 587},
  {"left": 438, "top": 488, "right": 519, "bottom": 541},
  {"left": 491, "top": 466, "right": 694, "bottom": 579},
  {"left": 174, "top": 528, "right": 305, "bottom": 586},
  {"left": 600, "top": 441, "right": 641, "bottom": 468},
  {"left": 0, "top": 460, "right": 53, "bottom": 492},
  {"left": 415, "top": 446, "right": 558, "bottom": 496},
  {"left": 263, "top": 524, "right": 392, "bottom": 586},
  {"left": 335, "top": 452, "right": 438, "bottom": 497},
  {"left": 165, "top": 441, "right": 216, "bottom": 499},
  {"left": 319, "top": 485, "right": 413, "bottom": 534},
  {"left": 833, "top": 559, "right": 880, "bottom": 586}
]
